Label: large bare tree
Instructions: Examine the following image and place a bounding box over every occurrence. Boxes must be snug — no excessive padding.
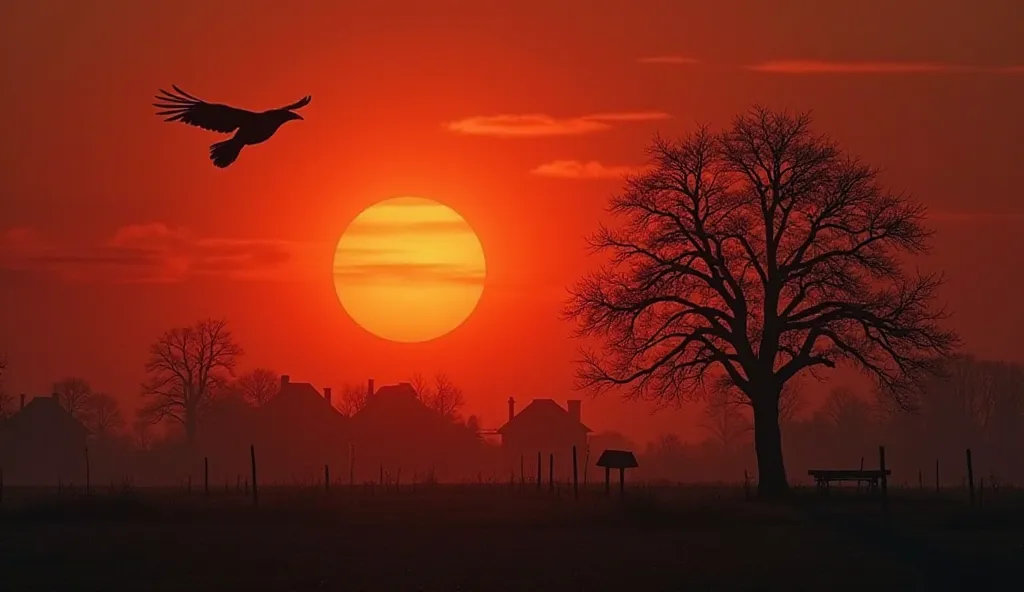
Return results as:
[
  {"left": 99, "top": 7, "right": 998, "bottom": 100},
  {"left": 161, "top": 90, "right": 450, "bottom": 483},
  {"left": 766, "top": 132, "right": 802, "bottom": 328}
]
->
[
  {"left": 565, "top": 107, "right": 956, "bottom": 497},
  {"left": 235, "top": 367, "right": 280, "bottom": 407},
  {"left": 141, "top": 318, "right": 243, "bottom": 442},
  {"left": 53, "top": 377, "right": 94, "bottom": 420}
]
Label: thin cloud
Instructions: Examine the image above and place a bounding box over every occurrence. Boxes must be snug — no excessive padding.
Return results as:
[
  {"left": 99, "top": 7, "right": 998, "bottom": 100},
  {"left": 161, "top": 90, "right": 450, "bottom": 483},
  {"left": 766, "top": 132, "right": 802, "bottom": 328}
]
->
[
  {"left": 445, "top": 111, "right": 670, "bottom": 138},
  {"left": 745, "top": 60, "right": 977, "bottom": 74},
  {"left": 333, "top": 262, "right": 485, "bottom": 285},
  {"left": 0, "top": 224, "right": 313, "bottom": 282},
  {"left": 531, "top": 160, "right": 648, "bottom": 180},
  {"left": 638, "top": 56, "right": 700, "bottom": 65},
  {"left": 342, "top": 220, "right": 473, "bottom": 237},
  {"left": 998, "top": 65, "right": 1024, "bottom": 73}
]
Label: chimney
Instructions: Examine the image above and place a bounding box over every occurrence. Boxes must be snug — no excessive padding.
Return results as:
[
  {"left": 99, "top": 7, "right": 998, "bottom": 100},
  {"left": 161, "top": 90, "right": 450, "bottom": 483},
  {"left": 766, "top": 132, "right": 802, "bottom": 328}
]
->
[
  {"left": 367, "top": 378, "right": 375, "bottom": 398},
  {"left": 20, "top": 393, "right": 25, "bottom": 410},
  {"left": 508, "top": 397, "right": 516, "bottom": 423},
  {"left": 323, "top": 387, "right": 332, "bottom": 406},
  {"left": 567, "top": 400, "right": 581, "bottom": 424},
  {"left": 281, "top": 374, "right": 290, "bottom": 390}
]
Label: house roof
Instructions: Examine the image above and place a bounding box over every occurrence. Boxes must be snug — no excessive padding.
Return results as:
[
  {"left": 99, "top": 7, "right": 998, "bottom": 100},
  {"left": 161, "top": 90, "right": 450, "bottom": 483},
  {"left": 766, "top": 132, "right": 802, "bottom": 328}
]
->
[
  {"left": 3, "top": 395, "right": 90, "bottom": 438},
  {"left": 496, "top": 398, "right": 592, "bottom": 435},
  {"left": 350, "top": 382, "right": 456, "bottom": 437},
  {"left": 261, "top": 379, "right": 346, "bottom": 422}
]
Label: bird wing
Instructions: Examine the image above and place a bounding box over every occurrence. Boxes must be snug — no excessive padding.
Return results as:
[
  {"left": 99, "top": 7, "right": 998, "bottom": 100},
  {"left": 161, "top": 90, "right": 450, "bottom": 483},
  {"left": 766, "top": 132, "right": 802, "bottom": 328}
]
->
[
  {"left": 153, "top": 86, "right": 256, "bottom": 133},
  {"left": 279, "top": 95, "right": 312, "bottom": 111}
]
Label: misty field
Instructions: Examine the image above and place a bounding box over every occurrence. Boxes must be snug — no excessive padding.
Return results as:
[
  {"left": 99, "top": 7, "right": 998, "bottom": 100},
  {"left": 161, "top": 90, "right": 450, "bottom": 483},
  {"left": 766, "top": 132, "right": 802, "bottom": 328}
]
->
[{"left": 1, "top": 484, "right": 1021, "bottom": 591}]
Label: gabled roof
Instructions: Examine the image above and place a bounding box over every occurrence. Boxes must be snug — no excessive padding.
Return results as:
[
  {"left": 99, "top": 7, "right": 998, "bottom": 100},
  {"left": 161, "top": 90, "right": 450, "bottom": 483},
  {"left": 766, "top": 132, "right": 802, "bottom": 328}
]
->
[
  {"left": 261, "top": 379, "right": 346, "bottom": 422},
  {"left": 496, "top": 398, "right": 592, "bottom": 435},
  {"left": 3, "top": 395, "right": 90, "bottom": 438}
]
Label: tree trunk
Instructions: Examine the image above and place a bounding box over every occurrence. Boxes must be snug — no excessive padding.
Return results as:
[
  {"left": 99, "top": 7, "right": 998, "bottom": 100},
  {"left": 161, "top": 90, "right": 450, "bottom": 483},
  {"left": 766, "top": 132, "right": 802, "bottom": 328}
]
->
[{"left": 752, "top": 395, "right": 789, "bottom": 498}]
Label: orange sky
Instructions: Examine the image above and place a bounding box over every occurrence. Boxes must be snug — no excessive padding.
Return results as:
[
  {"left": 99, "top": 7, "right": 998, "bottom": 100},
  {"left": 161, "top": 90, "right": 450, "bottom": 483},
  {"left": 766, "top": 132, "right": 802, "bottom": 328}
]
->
[{"left": 1, "top": 0, "right": 1023, "bottom": 442}]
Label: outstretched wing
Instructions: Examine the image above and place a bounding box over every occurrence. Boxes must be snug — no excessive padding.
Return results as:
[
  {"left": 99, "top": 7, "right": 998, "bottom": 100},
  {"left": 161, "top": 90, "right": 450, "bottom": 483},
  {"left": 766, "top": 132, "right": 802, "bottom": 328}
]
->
[
  {"left": 153, "top": 86, "right": 256, "bottom": 133},
  {"left": 279, "top": 95, "right": 311, "bottom": 111}
]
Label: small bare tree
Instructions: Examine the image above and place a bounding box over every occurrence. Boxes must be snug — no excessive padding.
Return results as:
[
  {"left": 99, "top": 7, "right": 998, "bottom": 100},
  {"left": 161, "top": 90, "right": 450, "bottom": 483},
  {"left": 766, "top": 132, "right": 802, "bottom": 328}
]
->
[
  {"left": 132, "top": 414, "right": 155, "bottom": 450},
  {"left": 53, "top": 377, "right": 94, "bottom": 420},
  {"left": 235, "top": 367, "right": 280, "bottom": 407},
  {"left": 565, "top": 107, "right": 957, "bottom": 497},
  {"left": 140, "top": 318, "right": 243, "bottom": 442},
  {"left": 411, "top": 372, "right": 466, "bottom": 420},
  {"left": 84, "top": 392, "right": 126, "bottom": 437},
  {"left": 337, "top": 382, "right": 369, "bottom": 416},
  {"left": 700, "top": 387, "right": 752, "bottom": 451}
]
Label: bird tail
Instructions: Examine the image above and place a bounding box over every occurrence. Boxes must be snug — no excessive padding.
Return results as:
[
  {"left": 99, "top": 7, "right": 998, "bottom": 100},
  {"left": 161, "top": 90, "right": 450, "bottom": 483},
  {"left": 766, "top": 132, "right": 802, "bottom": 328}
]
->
[{"left": 209, "top": 138, "right": 243, "bottom": 168}]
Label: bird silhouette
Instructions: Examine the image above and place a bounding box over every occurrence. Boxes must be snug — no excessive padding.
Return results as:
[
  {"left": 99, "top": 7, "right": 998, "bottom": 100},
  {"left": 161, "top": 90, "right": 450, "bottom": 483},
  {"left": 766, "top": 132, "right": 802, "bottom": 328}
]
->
[{"left": 154, "top": 85, "right": 311, "bottom": 168}]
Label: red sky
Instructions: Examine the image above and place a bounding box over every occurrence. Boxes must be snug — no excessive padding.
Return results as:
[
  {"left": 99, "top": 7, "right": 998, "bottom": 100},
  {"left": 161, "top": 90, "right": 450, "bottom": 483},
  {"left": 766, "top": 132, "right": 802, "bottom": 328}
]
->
[{"left": 1, "top": 0, "right": 1023, "bottom": 443}]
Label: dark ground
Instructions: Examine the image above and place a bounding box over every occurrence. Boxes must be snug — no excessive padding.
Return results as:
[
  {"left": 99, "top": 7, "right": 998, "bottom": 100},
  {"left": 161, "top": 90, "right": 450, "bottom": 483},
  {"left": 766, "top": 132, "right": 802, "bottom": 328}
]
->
[{"left": 1, "top": 484, "right": 1021, "bottom": 591}]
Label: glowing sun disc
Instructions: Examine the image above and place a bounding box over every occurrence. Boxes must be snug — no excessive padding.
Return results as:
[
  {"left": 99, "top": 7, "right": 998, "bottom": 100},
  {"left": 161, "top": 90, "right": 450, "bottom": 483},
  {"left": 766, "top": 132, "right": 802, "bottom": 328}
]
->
[{"left": 333, "top": 196, "right": 486, "bottom": 343}]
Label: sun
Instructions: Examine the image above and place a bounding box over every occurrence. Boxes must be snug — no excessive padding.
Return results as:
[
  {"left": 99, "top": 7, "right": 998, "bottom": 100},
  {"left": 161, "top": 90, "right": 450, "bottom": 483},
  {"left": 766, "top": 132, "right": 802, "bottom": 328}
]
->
[{"left": 333, "top": 196, "right": 486, "bottom": 343}]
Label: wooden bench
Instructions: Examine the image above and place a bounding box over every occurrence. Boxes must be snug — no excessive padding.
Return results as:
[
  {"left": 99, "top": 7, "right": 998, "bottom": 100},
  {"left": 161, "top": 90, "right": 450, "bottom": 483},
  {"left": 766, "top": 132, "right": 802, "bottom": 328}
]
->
[{"left": 807, "top": 469, "right": 891, "bottom": 493}]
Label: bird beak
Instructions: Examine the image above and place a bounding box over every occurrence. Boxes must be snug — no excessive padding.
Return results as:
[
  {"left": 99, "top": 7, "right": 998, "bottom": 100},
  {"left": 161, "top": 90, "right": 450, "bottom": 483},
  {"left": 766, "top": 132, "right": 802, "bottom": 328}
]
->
[{"left": 295, "top": 113, "right": 304, "bottom": 121}]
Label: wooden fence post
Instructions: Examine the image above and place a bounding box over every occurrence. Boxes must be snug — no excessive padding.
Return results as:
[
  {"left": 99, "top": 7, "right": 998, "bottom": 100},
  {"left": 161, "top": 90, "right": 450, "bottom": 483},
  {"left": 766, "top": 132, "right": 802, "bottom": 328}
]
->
[
  {"left": 966, "top": 448, "right": 975, "bottom": 507},
  {"left": 856, "top": 456, "right": 864, "bottom": 493},
  {"left": 250, "top": 444, "right": 259, "bottom": 508},
  {"left": 878, "top": 446, "right": 888, "bottom": 514},
  {"left": 572, "top": 446, "right": 579, "bottom": 501},
  {"left": 548, "top": 453, "right": 554, "bottom": 493},
  {"left": 325, "top": 464, "right": 330, "bottom": 493}
]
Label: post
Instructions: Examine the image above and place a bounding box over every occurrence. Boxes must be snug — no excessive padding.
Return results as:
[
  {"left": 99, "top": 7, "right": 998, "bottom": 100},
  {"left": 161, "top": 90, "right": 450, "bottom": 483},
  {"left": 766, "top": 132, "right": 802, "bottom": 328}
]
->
[
  {"left": 604, "top": 466, "right": 610, "bottom": 495},
  {"left": 966, "top": 448, "right": 975, "bottom": 506},
  {"left": 878, "top": 446, "right": 888, "bottom": 514},
  {"left": 204, "top": 457, "right": 209, "bottom": 498},
  {"left": 250, "top": 444, "right": 259, "bottom": 508},
  {"left": 85, "top": 446, "right": 91, "bottom": 496},
  {"left": 325, "top": 464, "right": 330, "bottom": 493},
  {"left": 935, "top": 459, "right": 940, "bottom": 493},
  {"left": 619, "top": 467, "right": 625, "bottom": 496},
  {"left": 856, "top": 456, "right": 864, "bottom": 493},
  {"left": 536, "top": 452, "right": 541, "bottom": 490},
  {"left": 572, "top": 445, "right": 579, "bottom": 501},
  {"left": 743, "top": 469, "right": 750, "bottom": 501},
  {"left": 548, "top": 453, "right": 554, "bottom": 493}
]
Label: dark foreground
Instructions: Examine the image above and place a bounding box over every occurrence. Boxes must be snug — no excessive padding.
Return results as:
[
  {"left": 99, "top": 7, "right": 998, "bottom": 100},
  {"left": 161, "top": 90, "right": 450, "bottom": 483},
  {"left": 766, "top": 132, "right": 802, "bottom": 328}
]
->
[{"left": 1, "top": 485, "right": 1021, "bottom": 591}]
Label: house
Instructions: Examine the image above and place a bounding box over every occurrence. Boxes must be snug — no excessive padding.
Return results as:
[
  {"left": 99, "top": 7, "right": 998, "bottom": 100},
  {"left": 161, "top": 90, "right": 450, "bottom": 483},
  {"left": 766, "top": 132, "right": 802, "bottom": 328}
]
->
[
  {"left": 248, "top": 374, "right": 350, "bottom": 484},
  {"left": 496, "top": 397, "right": 592, "bottom": 481},
  {"left": 0, "top": 393, "right": 91, "bottom": 485},
  {"left": 348, "top": 380, "right": 489, "bottom": 482}
]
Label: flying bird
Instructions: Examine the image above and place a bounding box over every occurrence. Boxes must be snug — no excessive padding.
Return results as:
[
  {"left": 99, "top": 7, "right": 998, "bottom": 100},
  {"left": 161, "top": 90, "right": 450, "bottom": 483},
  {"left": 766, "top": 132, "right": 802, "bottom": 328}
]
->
[{"left": 153, "top": 86, "right": 311, "bottom": 168}]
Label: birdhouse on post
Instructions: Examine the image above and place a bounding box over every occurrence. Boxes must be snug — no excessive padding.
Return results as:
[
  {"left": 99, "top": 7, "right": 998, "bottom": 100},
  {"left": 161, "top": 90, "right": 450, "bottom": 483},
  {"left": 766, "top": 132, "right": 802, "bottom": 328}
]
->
[{"left": 596, "top": 449, "right": 639, "bottom": 496}]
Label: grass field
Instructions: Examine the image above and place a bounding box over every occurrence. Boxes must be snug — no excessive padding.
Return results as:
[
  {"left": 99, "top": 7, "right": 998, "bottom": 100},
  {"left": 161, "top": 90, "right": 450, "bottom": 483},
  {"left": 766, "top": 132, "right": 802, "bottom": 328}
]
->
[{"left": 1, "top": 483, "right": 1020, "bottom": 591}]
